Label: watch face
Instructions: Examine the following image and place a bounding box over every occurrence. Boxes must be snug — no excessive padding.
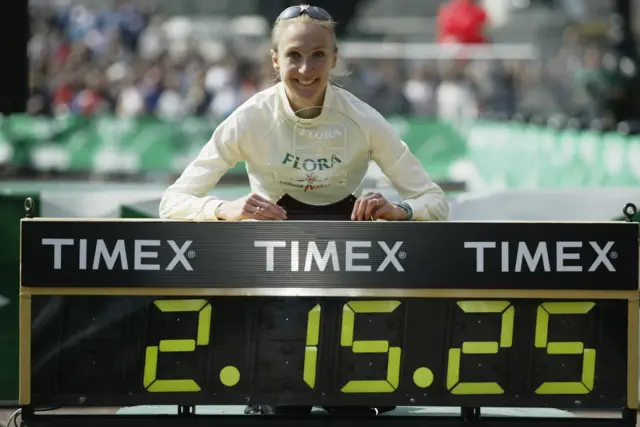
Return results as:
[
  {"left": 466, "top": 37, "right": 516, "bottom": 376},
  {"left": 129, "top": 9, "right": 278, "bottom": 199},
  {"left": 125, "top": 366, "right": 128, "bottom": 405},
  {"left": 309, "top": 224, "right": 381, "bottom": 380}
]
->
[{"left": 394, "top": 202, "right": 412, "bottom": 219}]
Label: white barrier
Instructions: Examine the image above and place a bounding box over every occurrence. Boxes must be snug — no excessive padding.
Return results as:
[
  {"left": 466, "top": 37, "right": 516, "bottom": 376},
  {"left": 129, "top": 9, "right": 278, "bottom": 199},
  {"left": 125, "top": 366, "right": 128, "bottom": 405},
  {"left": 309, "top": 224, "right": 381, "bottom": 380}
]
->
[
  {"left": 448, "top": 187, "right": 640, "bottom": 221},
  {"left": 4, "top": 181, "right": 639, "bottom": 221}
]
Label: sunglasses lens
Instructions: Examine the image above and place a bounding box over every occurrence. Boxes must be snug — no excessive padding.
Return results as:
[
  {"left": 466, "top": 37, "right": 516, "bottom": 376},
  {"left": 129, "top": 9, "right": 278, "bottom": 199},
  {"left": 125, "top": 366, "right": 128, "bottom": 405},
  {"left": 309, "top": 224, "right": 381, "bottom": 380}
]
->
[
  {"left": 278, "top": 6, "right": 301, "bottom": 20},
  {"left": 308, "top": 7, "right": 332, "bottom": 20}
]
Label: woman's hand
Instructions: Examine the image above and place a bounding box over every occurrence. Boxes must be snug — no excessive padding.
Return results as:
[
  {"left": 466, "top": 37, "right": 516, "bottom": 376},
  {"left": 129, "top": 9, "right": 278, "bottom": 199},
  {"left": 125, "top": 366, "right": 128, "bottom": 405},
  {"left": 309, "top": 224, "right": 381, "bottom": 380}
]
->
[
  {"left": 215, "top": 193, "right": 287, "bottom": 221},
  {"left": 351, "top": 192, "right": 409, "bottom": 221}
]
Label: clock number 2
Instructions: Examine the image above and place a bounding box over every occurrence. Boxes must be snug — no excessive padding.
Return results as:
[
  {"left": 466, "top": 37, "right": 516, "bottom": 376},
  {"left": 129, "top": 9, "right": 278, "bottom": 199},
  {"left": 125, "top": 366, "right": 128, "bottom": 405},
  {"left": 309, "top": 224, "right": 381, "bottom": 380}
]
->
[
  {"left": 447, "top": 301, "right": 515, "bottom": 395},
  {"left": 143, "top": 299, "right": 212, "bottom": 392}
]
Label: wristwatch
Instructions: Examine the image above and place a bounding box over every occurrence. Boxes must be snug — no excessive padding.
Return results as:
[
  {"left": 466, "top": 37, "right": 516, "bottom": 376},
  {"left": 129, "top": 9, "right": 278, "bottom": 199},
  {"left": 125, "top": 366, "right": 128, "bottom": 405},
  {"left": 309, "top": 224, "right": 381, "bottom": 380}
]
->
[{"left": 393, "top": 201, "right": 413, "bottom": 220}]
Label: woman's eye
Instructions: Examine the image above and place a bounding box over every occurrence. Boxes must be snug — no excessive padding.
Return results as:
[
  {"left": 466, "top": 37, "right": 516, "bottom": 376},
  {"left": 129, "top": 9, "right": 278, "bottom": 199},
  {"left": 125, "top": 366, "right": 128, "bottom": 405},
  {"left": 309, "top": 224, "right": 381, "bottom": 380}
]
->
[
  {"left": 287, "top": 52, "right": 301, "bottom": 60},
  {"left": 313, "top": 51, "right": 326, "bottom": 58}
]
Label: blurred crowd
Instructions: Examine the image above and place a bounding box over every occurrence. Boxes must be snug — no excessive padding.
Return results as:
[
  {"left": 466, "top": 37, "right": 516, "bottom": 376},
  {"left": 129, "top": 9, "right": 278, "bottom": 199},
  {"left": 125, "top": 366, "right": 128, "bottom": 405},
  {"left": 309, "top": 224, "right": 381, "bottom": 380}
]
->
[{"left": 27, "top": 0, "right": 633, "bottom": 126}]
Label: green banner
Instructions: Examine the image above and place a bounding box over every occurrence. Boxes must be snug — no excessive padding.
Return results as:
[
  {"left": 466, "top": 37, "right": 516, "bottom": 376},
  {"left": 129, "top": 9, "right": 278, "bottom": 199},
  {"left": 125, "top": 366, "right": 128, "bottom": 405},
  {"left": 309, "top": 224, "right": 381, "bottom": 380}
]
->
[
  {"left": 465, "top": 121, "right": 640, "bottom": 189},
  {"left": 4, "top": 115, "right": 640, "bottom": 190},
  {"left": 0, "top": 115, "right": 467, "bottom": 180}
]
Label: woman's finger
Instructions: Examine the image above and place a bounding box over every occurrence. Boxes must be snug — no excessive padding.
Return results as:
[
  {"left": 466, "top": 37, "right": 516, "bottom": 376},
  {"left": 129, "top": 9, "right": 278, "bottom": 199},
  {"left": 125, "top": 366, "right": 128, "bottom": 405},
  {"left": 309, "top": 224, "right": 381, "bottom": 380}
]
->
[
  {"left": 352, "top": 193, "right": 379, "bottom": 220},
  {"left": 250, "top": 194, "right": 287, "bottom": 218},
  {"left": 351, "top": 198, "right": 362, "bottom": 220},
  {"left": 364, "top": 198, "right": 385, "bottom": 220},
  {"left": 260, "top": 200, "right": 287, "bottom": 219},
  {"left": 250, "top": 203, "right": 283, "bottom": 220},
  {"left": 353, "top": 198, "right": 368, "bottom": 221}
]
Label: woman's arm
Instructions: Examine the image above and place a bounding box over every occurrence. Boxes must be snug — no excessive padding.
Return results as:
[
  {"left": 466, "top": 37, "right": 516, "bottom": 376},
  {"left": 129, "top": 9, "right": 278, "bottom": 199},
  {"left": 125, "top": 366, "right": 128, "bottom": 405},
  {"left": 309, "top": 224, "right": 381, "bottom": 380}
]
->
[
  {"left": 159, "top": 112, "right": 249, "bottom": 220},
  {"left": 368, "top": 112, "right": 450, "bottom": 221}
]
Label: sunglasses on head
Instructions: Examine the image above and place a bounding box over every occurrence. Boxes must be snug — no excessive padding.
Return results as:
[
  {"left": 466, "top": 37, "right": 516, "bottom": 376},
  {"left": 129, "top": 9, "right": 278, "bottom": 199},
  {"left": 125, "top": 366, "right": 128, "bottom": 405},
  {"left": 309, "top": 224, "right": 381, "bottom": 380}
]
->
[{"left": 276, "top": 5, "right": 333, "bottom": 22}]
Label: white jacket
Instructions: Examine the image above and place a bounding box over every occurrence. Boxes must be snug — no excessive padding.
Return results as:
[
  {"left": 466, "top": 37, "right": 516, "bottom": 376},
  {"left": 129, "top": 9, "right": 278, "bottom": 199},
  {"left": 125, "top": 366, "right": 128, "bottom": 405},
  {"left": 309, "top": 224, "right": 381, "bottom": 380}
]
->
[{"left": 159, "top": 82, "right": 450, "bottom": 221}]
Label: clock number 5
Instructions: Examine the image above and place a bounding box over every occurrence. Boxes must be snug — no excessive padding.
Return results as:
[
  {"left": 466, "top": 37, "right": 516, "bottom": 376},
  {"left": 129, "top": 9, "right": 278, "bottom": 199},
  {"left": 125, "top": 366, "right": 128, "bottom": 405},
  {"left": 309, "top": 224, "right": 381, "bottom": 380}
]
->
[
  {"left": 340, "top": 300, "right": 402, "bottom": 393},
  {"left": 143, "top": 299, "right": 212, "bottom": 392},
  {"left": 534, "top": 302, "right": 596, "bottom": 394},
  {"left": 447, "top": 301, "right": 515, "bottom": 395}
]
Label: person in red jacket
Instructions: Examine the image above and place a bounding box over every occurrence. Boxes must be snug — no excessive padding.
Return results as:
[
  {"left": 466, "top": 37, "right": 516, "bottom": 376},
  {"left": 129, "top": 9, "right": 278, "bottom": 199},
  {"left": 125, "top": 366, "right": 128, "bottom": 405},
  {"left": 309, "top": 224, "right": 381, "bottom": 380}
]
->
[{"left": 436, "top": 0, "right": 488, "bottom": 45}]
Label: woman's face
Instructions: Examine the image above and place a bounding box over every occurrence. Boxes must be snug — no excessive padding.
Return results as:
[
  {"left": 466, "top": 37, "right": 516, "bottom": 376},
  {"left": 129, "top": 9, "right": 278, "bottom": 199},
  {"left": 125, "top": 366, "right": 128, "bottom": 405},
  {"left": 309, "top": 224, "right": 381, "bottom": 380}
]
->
[{"left": 272, "top": 21, "right": 337, "bottom": 113}]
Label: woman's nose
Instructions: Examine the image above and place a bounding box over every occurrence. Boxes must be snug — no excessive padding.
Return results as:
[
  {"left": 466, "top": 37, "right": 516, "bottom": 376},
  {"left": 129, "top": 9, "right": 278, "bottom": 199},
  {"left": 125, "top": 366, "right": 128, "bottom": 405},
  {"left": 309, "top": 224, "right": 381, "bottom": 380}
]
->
[{"left": 298, "top": 59, "right": 314, "bottom": 74}]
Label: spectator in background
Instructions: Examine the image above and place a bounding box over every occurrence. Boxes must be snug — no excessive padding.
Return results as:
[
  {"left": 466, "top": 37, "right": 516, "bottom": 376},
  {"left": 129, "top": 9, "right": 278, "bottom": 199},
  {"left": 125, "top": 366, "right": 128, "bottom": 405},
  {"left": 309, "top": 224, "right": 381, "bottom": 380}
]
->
[
  {"left": 25, "top": 0, "right": 637, "bottom": 125},
  {"left": 466, "top": 60, "right": 517, "bottom": 118},
  {"left": 116, "top": 74, "right": 145, "bottom": 116},
  {"left": 50, "top": 72, "right": 78, "bottom": 116},
  {"left": 437, "top": 0, "right": 489, "bottom": 45},
  {"left": 184, "top": 70, "right": 214, "bottom": 116},
  {"left": 156, "top": 71, "right": 188, "bottom": 120},
  {"left": 403, "top": 66, "right": 438, "bottom": 116},
  {"left": 139, "top": 62, "right": 164, "bottom": 113},
  {"left": 436, "top": 65, "right": 479, "bottom": 123},
  {"left": 70, "top": 68, "right": 110, "bottom": 115},
  {"left": 516, "top": 62, "right": 564, "bottom": 117},
  {"left": 366, "top": 59, "right": 412, "bottom": 116},
  {"left": 571, "top": 45, "right": 623, "bottom": 121}
]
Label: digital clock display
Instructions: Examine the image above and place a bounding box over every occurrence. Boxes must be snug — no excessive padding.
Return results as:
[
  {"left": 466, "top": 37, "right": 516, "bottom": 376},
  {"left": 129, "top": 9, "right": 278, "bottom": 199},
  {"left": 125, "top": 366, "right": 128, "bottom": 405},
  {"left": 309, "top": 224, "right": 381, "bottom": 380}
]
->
[
  {"left": 18, "top": 218, "right": 639, "bottom": 424},
  {"left": 25, "top": 294, "right": 628, "bottom": 409}
]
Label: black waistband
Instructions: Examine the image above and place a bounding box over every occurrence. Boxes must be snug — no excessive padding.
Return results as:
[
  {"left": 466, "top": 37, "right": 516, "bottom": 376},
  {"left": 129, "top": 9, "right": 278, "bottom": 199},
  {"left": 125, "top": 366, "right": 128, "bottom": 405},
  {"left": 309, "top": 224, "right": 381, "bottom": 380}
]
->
[{"left": 276, "top": 194, "right": 356, "bottom": 221}]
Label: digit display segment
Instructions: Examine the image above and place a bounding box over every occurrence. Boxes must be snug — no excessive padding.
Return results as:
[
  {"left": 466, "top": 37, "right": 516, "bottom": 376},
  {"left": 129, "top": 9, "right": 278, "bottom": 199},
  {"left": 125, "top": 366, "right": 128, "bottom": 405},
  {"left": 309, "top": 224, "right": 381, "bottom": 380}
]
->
[
  {"left": 143, "top": 299, "right": 212, "bottom": 392},
  {"left": 26, "top": 295, "right": 629, "bottom": 409},
  {"left": 339, "top": 300, "right": 403, "bottom": 393},
  {"left": 534, "top": 302, "right": 597, "bottom": 395},
  {"left": 446, "top": 301, "right": 514, "bottom": 395}
]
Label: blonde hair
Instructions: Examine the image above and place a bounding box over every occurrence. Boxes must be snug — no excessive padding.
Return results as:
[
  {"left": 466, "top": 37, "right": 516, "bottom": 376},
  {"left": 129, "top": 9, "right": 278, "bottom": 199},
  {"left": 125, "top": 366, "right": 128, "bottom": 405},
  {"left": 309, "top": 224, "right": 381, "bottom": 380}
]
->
[
  {"left": 271, "top": 5, "right": 338, "bottom": 52},
  {"left": 270, "top": 5, "right": 349, "bottom": 83}
]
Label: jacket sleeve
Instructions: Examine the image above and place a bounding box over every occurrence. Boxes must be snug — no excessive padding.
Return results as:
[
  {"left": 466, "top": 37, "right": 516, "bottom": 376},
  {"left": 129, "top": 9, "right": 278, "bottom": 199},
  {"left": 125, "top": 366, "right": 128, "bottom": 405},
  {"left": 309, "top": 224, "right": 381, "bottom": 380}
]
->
[
  {"left": 368, "top": 113, "right": 450, "bottom": 221},
  {"left": 158, "top": 112, "right": 249, "bottom": 220}
]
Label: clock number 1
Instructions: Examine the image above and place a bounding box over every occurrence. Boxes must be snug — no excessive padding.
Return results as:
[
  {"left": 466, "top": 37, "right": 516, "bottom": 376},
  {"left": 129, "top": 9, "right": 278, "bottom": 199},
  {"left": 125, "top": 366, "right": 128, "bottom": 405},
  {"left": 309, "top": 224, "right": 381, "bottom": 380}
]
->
[
  {"left": 339, "top": 300, "right": 402, "bottom": 393},
  {"left": 447, "top": 301, "right": 515, "bottom": 395},
  {"left": 534, "top": 302, "right": 596, "bottom": 394},
  {"left": 143, "top": 299, "right": 212, "bottom": 392},
  {"left": 303, "top": 304, "right": 321, "bottom": 388}
]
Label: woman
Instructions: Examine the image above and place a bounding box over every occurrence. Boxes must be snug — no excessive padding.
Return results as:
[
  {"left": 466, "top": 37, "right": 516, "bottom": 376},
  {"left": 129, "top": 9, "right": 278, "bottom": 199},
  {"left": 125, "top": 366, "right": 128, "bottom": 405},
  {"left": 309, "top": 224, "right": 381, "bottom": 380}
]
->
[
  {"left": 159, "top": 3, "right": 450, "bottom": 417},
  {"left": 158, "top": 4, "right": 450, "bottom": 223}
]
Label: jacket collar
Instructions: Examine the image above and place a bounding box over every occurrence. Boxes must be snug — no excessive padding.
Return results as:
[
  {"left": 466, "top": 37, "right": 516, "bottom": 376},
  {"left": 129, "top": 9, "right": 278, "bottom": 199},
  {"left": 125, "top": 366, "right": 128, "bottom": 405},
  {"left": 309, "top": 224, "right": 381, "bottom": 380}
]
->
[{"left": 277, "top": 81, "right": 335, "bottom": 127}]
